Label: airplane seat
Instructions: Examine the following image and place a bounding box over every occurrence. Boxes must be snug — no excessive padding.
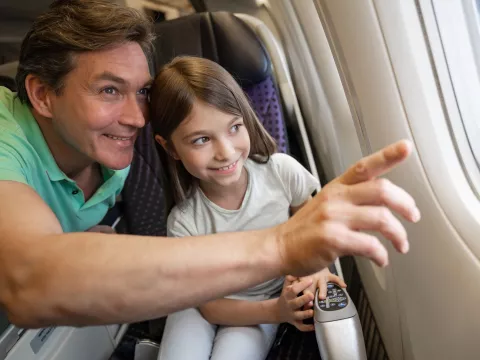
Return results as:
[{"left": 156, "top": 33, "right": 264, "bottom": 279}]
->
[
  {"left": 120, "top": 123, "right": 169, "bottom": 237},
  {"left": 122, "top": 11, "right": 365, "bottom": 360},
  {"left": 119, "top": 11, "right": 291, "bottom": 249},
  {"left": 152, "top": 11, "right": 290, "bottom": 154},
  {"left": 0, "top": 13, "right": 366, "bottom": 360},
  {"left": 0, "top": 76, "right": 16, "bottom": 92}
]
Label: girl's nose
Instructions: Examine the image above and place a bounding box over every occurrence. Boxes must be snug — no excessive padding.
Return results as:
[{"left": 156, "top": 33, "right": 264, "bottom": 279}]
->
[{"left": 214, "top": 139, "right": 236, "bottom": 161}]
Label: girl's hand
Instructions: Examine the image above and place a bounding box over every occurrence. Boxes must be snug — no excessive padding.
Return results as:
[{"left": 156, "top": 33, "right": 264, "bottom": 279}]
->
[
  {"left": 275, "top": 275, "right": 315, "bottom": 332},
  {"left": 300, "top": 268, "right": 347, "bottom": 309}
]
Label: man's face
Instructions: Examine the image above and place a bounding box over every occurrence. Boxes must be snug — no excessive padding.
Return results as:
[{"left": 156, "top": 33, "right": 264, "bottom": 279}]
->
[{"left": 48, "top": 42, "right": 152, "bottom": 170}]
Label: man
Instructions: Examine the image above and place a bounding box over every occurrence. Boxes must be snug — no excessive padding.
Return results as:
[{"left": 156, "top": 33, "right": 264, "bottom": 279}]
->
[{"left": 0, "top": 0, "right": 420, "bottom": 329}]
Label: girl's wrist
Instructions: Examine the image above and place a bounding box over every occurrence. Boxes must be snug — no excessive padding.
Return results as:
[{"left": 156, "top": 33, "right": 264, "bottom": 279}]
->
[{"left": 261, "top": 298, "right": 282, "bottom": 324}]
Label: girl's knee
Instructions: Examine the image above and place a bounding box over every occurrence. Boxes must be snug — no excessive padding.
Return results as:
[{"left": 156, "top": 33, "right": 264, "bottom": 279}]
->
[{"left": 211, "top": 324, "right": 279, "bottom": 360}]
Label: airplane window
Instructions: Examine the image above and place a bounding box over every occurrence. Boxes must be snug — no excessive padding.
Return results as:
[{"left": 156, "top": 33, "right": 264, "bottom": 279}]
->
[{"left": 429, "top": 0, "right": 480, "bottom": 197}]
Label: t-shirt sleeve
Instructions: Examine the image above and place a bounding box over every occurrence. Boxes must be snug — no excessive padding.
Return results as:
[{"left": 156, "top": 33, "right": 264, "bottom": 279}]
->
[
  {"left": 272, "top": 153, "right": 320, "bottom": 207},
  {"left": 167, "top": 207, "right": 197, "bottom": 238}
]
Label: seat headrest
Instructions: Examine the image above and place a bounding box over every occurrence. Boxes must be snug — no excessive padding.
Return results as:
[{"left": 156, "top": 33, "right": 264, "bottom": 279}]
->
[
  {"left": 153, "top": 12, "right": 271, "bottom": 87},
  {"left": 0, "top": 76, "right": 16, "bottom": 92}
]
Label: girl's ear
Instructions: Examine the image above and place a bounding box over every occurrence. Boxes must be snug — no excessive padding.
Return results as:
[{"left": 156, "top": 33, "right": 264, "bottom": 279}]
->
[{"left": 155, "top": 135, "right": 180, "bottom": 160}]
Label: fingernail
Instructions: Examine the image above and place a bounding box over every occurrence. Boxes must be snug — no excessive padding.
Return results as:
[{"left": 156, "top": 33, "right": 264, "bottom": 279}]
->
[
  {"left": 401, "top": 241, "right": 410, "bottom": 254},
  {"left": 411, "top": 208, "right": 421, "bottom": 223}
]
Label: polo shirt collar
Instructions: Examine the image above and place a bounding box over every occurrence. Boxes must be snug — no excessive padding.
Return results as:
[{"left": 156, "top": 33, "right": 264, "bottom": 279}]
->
[{"left": 14, "top": 98, "right": 66, "bottom": 182}]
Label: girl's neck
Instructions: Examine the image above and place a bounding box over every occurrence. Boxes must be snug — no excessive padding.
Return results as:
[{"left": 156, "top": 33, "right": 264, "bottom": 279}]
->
[{"left": 200, "top": 167, "right": 249, "bottom": 210}]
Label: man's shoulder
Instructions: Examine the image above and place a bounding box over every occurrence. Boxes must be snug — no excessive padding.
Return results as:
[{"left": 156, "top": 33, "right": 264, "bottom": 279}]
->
[
  {"left": 0, "top": 88, "right": 37, "bottom": 183},
  {"left": 0, "top": 87, "right": 28, "bottom": 136},
  {"left": 0, "top": 86, "right": 16, "bottom": 111}
]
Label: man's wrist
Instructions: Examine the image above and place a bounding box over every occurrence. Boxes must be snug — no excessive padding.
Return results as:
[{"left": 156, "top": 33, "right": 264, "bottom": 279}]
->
[{"left": 257, "top": 226, "right": 286, "bottom": 277}]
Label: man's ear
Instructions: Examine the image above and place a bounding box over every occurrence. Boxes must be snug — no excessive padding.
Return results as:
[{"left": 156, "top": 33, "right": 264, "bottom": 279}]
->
[
  {"left": 24, "top": 74, "right": 55, "bottom": 118},
  {"left": 155, "top": 135, "right": 180, "bottom": 160}
]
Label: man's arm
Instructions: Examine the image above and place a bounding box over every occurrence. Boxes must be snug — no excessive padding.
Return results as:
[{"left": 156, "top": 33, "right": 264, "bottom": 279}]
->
[
  {"left": 0, "top": 140, "right": 421, "bottom": 329},
  {"left": 0, "top": 181, "right": 281, "bottom": 328},
  {"left": 290, "top": 196, "right": 312, "bottom": 215}
]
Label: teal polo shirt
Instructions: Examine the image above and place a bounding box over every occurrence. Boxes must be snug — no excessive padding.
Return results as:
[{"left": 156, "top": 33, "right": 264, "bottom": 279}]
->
[{"left": 0, "top": 87, "right": 130, "bottom": 232}]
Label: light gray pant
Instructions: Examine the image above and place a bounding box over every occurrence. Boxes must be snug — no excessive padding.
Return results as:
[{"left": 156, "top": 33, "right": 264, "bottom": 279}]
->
[{"left": 157, "top": 308, "right": 279, "bottom": 360}]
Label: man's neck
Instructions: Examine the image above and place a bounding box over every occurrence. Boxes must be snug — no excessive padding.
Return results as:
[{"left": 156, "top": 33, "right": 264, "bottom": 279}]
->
[
  {"left": 33, "top": 110, "right": 103, "bottom": 199},
  {"left": 33, "top": 110, "right": 94, "bottom": 180}
]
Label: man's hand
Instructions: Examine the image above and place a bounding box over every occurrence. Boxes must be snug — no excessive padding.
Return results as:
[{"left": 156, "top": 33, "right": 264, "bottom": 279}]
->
[
  {"left": 277, "top": 139, "right": 420, "bottom": 276},
  {"left": 275, "top": 275, "right": 315, "bottom": 332}
]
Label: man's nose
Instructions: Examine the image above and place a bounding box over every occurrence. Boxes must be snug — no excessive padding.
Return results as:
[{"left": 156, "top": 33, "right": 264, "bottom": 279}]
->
[
  {"left": 214, "top": 139, "right": 236, "bottom": 160},
  {"left": 119, "top": 95, "right": 146, "bottom": 128}
]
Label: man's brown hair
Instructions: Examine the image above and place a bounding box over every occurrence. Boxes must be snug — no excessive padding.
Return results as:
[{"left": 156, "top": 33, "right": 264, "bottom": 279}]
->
[{"left": 16, "top": 0, "right": 155, "bottom": 105}]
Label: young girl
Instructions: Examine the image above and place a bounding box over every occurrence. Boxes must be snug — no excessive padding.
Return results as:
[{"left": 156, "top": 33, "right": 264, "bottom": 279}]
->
[{"left": 150, "top": 56, "right": 346, "bottom": 360}]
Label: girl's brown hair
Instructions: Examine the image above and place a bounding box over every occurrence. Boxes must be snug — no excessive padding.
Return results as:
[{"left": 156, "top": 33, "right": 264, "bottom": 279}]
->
[{"left": 150, "top": 56, "right": 277, "bottom": 206}]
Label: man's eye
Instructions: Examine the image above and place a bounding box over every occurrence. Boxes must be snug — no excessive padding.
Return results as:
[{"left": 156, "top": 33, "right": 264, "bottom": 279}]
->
[
  {"left": 102, "top": 87, "right": 118, "bottom": 95},
  {"left": 193, "top": 137, "right": 210, "bottom": 145},
  {"left": 138, "top": 88, "right": 150, "bottom": 96}
]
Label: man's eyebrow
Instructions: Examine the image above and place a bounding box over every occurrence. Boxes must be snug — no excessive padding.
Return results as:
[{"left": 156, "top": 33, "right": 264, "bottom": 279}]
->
[
  {"left": 142, "top": 78, "right": 154, "bottom": 87},
  {"left": 92, "top": 72, "right": 153, "bottom": 88},
  {"left": 93, "top": 72, "right": 128, "bottom": 85}
]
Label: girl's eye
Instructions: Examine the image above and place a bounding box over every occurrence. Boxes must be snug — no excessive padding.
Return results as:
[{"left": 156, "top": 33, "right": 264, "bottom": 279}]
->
[
  {"left": 192, "top": 136, "right": 210, "bottom": 145},
  {"left": 231, "top": 124, "right": 242, "bottom": 133}
]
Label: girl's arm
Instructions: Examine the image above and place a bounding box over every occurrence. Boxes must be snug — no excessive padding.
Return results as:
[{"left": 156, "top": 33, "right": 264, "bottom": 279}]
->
[
  {"left": 199, "top": 298, "right": 279, "bottom": 326},
  {"left": 199, "top": 276, "right": 315, "bottom": 331},
  {"left": 193, "top": 194, "right": 314, "bottom": 326}
]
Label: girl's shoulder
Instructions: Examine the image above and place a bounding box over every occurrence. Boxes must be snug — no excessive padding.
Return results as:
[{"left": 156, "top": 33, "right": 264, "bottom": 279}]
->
[
  {"left": 167, "top": 197, "right": 200, "bottom": 237},
  {"left": 269, "top": 152, "right": 301, "bottom": 167},
  {"left": 245, "top": 153, "right": 301, "bottom": 189},
  {"left": 249, "top": 153, "right": 304, "bottom": 177},
  {"left": 167, "top": 193, "right": 198, "bottom": 226},
  {"left": 247, "top": 152, "right": 295, "bottom": 169}
]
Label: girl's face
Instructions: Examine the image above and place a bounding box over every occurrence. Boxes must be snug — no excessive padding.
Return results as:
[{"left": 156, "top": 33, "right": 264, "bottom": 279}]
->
[{"left": 167, "top": 100, "right": 251, "bottom": 191}]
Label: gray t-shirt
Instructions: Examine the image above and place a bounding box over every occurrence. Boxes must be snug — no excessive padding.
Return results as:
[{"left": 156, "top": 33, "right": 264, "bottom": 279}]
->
[{"left": 167, "top": 153, "right": 320, "bottom": 301}]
